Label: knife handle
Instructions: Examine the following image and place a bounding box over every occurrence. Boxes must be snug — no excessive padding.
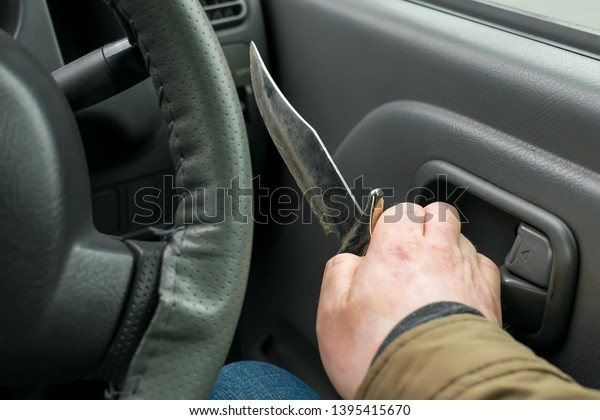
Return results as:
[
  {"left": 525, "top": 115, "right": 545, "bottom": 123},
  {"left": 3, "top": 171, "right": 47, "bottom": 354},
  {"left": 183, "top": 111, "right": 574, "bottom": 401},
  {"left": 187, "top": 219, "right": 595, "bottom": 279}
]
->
[{"left": 338, "top": 189, "right": 385, "bottom": 256}]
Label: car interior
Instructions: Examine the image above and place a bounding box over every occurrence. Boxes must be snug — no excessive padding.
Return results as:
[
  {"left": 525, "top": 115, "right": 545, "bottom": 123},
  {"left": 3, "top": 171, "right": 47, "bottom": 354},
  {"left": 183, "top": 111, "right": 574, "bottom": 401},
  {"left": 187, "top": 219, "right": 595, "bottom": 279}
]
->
[{"left": 1, "top": 0, "right": 600, "bottom": 400}]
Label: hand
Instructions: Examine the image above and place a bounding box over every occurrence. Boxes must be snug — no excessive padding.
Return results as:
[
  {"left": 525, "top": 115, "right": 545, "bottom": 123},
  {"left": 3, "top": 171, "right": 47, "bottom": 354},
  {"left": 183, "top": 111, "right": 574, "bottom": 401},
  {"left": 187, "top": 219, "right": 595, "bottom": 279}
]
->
[{"left": 316, "top": 202, "right": 501, "bottom": 399}]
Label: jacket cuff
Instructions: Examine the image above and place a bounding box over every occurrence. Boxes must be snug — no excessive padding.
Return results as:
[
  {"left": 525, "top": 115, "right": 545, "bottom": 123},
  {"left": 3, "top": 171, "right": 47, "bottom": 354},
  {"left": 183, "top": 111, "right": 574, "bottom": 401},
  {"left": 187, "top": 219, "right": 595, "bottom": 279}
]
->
[
  {"left": 373, "top": 302, "right": 483, "bottom": 362},
  {"left": 355, "top": 314, "right": 587, "bottom": 400}
]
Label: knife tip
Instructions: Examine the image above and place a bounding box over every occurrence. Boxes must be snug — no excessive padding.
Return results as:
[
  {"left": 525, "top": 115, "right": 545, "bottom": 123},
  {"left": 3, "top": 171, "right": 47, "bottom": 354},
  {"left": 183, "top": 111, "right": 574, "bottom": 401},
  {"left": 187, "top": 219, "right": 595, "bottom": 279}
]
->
[{"left": 249, "top": 41, "right": 260, "bottom": 63}]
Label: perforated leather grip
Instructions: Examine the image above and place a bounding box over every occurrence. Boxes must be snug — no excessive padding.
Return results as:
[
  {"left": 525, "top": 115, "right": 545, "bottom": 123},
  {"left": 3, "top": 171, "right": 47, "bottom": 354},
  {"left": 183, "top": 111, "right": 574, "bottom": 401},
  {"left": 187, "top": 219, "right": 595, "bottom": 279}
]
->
[{"left": 107, "top": 0, "right": 254, "bottom": 399}]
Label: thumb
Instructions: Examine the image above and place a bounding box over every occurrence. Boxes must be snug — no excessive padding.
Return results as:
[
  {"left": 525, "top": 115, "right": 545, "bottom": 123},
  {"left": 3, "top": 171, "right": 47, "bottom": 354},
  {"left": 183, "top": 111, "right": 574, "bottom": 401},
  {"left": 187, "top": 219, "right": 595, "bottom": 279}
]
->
[{"left": 319, "top": 253, "right": 361, "bottom": 315}]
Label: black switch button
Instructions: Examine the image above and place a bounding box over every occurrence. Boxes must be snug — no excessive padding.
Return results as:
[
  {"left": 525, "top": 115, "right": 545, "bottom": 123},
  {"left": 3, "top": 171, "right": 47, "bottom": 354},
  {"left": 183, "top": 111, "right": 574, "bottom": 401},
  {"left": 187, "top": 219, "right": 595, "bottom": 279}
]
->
[
  {"left": 505, "top": 224, "right": 553, "bottom": 289},
  {"left": 501, "top": 267, "right": 547, "bottom": 333}
]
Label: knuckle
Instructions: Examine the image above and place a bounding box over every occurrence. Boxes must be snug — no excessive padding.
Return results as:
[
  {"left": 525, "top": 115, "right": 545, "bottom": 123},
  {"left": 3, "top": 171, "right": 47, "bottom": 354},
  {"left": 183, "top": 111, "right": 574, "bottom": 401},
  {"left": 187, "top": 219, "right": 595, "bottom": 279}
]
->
[
  {"left": 460, "top": 235, "right": 477, "bottom": 253},
  {"left": 478, "top": 254, "right": 500, "bottom": 275},
  {"left": 425, "top": 202, "right": 461, "bottom": 224},
  {"left": 325, "top": 254, "right": 347, "bottom": 271},
  {"left": 383, "top": 202, "right": 425, "bottom": 221}
]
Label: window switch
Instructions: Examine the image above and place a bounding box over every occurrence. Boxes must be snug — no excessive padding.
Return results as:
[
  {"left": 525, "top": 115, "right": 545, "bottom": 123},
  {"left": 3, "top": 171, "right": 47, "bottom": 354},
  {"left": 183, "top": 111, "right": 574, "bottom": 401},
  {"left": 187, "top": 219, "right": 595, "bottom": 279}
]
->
[{"left": 505, "top": 224, "right": 553, "bottom": 289}]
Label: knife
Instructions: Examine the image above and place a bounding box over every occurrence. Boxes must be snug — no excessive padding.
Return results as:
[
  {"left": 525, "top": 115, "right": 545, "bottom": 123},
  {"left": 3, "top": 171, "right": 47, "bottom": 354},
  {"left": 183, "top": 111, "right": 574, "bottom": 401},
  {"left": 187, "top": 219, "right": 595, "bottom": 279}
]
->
[{"left": 249, "top": 43, "right": 385, "bottom": 256}]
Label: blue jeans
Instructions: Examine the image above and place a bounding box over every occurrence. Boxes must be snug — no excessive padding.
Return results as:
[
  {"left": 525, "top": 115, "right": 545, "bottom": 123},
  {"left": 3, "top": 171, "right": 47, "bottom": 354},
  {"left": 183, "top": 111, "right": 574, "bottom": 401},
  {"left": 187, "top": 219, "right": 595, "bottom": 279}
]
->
[{"left": 209, "top": 361, "right": 320, "bottom": 400}]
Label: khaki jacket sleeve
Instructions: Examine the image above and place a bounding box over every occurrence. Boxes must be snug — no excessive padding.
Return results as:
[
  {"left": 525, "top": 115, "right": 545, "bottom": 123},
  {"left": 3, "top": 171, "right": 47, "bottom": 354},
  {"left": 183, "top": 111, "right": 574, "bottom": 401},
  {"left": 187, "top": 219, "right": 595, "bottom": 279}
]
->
[{"left": 356, "top": 314, "right": 600, "bottom": 399}]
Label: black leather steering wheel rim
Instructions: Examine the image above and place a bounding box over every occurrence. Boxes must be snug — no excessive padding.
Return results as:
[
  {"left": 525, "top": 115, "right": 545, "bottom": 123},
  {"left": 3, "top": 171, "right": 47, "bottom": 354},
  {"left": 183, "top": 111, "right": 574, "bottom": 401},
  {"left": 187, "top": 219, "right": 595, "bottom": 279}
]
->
[{"left": 0, "top": 0, "right": 253, "bottom": 399}]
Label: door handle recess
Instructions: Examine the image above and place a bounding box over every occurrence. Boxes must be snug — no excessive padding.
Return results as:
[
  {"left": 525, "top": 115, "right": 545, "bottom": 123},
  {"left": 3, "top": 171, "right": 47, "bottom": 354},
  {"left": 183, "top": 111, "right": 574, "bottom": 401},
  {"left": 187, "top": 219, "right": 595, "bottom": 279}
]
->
[{"left": 414, "top": 160, "right": 578, "bottom": 349}]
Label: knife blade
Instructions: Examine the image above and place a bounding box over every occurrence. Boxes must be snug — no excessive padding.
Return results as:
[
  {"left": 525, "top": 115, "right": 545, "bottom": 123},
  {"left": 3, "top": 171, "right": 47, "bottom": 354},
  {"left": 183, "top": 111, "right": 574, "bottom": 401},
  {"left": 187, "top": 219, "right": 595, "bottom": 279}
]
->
[{"left": 249, "top": 42, "right": 383, "bottom": 256}]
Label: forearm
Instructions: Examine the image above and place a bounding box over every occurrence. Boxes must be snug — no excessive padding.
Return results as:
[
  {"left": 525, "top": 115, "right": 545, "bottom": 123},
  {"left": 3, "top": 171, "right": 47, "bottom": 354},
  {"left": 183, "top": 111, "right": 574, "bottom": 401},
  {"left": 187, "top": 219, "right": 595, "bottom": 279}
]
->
[{"left": 357, "top": 312, "right": 600, "bottom": 400}]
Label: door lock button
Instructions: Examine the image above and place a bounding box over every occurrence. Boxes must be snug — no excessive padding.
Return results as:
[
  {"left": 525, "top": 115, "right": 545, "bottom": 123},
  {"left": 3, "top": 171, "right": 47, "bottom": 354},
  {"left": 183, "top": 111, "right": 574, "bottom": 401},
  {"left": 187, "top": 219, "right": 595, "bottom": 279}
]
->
[{"left": 505, "top": 224, "right": 553, "bottom": 289}]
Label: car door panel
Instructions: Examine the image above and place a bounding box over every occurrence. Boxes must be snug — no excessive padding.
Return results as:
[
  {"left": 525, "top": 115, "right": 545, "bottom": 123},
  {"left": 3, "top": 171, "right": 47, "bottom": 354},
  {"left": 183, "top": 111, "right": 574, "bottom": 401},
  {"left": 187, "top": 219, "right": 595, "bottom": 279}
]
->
[{"left": 237, "top": 0, "right": 600, "bottom": 396}]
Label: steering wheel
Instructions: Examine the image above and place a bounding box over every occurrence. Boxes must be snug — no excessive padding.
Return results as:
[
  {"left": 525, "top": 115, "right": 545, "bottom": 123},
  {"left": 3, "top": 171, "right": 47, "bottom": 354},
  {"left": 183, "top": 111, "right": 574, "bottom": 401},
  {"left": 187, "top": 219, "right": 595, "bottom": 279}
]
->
[{"left": 0, "top": 0, "right": 253, "bottom": 399}]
